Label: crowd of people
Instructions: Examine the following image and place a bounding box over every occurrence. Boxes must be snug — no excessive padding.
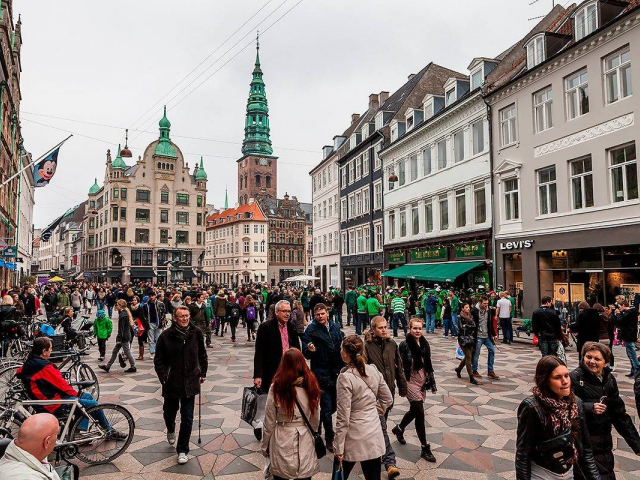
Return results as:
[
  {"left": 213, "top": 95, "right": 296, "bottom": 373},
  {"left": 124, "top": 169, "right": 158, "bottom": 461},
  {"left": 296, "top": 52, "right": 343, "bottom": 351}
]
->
[{"left": 2, "top": 279, "right": 640, "bottom": 479}]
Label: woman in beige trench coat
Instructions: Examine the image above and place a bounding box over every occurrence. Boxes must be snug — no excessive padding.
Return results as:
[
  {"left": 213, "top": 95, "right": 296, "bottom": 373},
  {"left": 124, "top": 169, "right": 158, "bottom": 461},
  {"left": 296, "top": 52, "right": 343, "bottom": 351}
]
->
[
  {"left": 261, "top": 348, "right": 321, "bottom": 480},
  {"left": 333, "top": 334, "right": 393, "bottom": 480}
]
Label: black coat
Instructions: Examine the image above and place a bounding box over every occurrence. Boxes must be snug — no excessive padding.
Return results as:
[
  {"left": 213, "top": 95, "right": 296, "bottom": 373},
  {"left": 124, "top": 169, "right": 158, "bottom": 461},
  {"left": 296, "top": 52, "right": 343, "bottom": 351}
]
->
[
  {"left": 614, "top": 308, "right": 639, "bottom": 343},
  {"left": 23, "top": 294, "right": 36, "bottom": 317},
  {"left": 516, "top": 396, "right": 600, "bottom": 479},
  {"left": 116, "top": 309, "right": 133, "bottom": 343},
  {"left": 399, "top": 335, "right": 435, "bottom": 385},
  {"left": 301, "top": 320, "right": 345, "bottom": 387},
  {"left": 253, "top": 318, "right": 301, "bottom": 391},
  {"left": 571, "top": 363, "right": 640, "bottom": 479},
  {"left": 571, "top": 309, "right": 602, "bottom": 353},
  {"left": 154, "top": 322, "right": 208, "bottom": 399},
  {"left": 531, "top": 306, "right": 562, "bottom": 341}
]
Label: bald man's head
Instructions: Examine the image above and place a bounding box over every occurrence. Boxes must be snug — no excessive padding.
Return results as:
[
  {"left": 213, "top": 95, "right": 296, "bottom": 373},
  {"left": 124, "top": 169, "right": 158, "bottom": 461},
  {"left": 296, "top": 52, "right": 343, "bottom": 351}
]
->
[{"left": 16, "top": 413, "right": 59, "bottom": 461}]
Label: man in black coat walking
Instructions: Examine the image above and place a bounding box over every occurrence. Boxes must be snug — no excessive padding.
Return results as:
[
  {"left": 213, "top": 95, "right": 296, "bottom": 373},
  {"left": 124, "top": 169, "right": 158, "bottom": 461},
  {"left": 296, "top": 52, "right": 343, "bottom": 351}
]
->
[
  {"left": 154, "top": 305, "right": 208, "bottom": 466},
  {"left": 253, "top": 299, "right": 301, "bottom": 392},
  {"left": 613, "top": 299, "right": 640, "bottom": 377}
]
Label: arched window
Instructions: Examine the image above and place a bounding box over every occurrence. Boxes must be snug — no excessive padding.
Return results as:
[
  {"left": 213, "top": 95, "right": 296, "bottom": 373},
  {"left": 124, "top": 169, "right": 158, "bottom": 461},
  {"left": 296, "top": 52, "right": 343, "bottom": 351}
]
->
[
  {"left": 266, "top": 175, "right": 271, "bottom": 188},
  {"left": 255, "top": 174, "right": 261, "bottom": 187},
  {"left": 170, "top": 164, "right": 174, "bottom": 170},
  {"left": 158, "top": 162, "right": 161, "bottom": 169}
]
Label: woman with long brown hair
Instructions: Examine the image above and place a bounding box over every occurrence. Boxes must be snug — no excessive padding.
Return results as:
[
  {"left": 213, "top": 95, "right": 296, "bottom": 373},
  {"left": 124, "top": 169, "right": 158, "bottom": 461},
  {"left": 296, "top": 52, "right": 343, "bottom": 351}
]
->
[
  {"left": 516, "top": 356, "right": 600, "bottom": 479},
  {"left": 262, "top": 348, "right": 321, "bottom": 480},
  {"left": 333, "top": 334, "right": 392, "bottom": 480},
  {"left": 99, "top": 299, "right": 137, "bottom": 373}
]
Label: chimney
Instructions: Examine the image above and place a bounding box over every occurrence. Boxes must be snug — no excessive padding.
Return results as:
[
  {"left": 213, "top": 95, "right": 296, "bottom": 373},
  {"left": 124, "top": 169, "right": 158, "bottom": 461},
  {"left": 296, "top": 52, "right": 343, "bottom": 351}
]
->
[
  {"left": 408, "top": 74, "right": 416, "bottom": 81},
  {"left": 369, "top": 93, "right": 379, "bottom": 110},
  {"left": 378, "top": 91, "right": 389, "bottom": 104},
  {"left": 351, "top": 113, "right": 360, "bottom": 124}
]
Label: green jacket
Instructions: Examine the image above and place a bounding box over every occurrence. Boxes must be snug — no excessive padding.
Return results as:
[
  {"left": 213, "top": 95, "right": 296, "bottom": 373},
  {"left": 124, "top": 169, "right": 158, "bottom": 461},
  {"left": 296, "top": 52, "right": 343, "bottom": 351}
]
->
[
  {"left": 57, "top": 293, "right": 70, "bottom": 308},
  {"left": 450, "top": 295, "right": 459, "bottom": 314},
  {"left": 93, "top": 315, "right": 113, "bottom": 340},
  {"left": 205, "top": 299, "right": 214, "bottom": 321},
  {"left": 345, "top": 290, "right": 357, "bottom": 306},
  {"left": 356, "top": 294, "right": 367, "bottom": 313},
  {"left": 366, "top": 297, "right": 382, "bottom": 316}
]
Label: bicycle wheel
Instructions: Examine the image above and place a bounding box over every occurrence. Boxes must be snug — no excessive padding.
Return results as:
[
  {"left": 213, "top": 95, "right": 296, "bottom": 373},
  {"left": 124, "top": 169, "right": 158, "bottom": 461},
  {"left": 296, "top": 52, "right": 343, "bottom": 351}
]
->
[
  {"left": 70, "top": 363, "right": 100, "bottom": 401},
  {"left": 0, "top": 409, "right": 23, "bottom": 439},
  {"left": 68, "top": 403, "right": 134, "bottom": 465},
  {"left": 0, "top": 365, "right": 20, "bottom": 402}
]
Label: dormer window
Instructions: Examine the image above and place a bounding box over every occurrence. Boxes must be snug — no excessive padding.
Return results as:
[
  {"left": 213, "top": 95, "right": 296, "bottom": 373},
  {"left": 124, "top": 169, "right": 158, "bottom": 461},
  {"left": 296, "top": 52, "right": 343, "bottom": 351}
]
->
[
  {"left": 575, "top": 1, "right": 597, "bottom": 41},
  {"left": 470, "top": 68, "right": 483, "bottom": 90},
  {"left": 445, "top": 87, "right": 456, "bottom": 106},
  {"left": 526, "top": 34, "right": 545, "bottom": 69},
  {"left": 424, "top": 100, "right": 434, "bottom": 119}
]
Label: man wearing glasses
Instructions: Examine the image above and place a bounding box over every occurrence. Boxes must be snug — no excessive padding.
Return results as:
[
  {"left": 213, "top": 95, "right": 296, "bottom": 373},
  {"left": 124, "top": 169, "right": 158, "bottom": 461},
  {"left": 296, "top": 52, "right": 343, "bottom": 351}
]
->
[{"left": 253, "top": 300, "right": 301, "bottom": 392}]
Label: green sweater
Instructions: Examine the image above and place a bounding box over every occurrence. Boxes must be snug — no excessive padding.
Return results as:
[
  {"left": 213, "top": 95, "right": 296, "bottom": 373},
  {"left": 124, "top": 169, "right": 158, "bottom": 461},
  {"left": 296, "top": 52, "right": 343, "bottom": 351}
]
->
[
  {"left": 390, "top": 296, "right": 405, "bottom": 314},
  {"left": 345, "top": 290, "right": 358, "bottom": 306},
  {"left": 357, "top": 295, "right": 367, "bottom": 313},
  {"left": 366, "top": 297, "right": 382, "bottom": 316}
]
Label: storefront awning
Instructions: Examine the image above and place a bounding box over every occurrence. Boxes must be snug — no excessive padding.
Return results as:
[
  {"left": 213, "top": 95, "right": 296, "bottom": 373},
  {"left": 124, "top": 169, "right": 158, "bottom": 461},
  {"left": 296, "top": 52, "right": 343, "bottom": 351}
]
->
[
  {"left": 130, "top": 268, "right": 155, "bottom": 278},
  {"left": 106, "top": 270, "right": 124, "bottom": 278},
  {"left": 382, "top": 260, "right": 486, "bottom": 282}
]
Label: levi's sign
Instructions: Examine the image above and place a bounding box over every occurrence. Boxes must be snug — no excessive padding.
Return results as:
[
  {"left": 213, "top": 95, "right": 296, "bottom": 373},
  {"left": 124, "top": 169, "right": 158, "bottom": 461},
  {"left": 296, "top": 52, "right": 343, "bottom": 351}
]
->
[{"left": 500, "top": 240, "right": 534, "bottom": 250}]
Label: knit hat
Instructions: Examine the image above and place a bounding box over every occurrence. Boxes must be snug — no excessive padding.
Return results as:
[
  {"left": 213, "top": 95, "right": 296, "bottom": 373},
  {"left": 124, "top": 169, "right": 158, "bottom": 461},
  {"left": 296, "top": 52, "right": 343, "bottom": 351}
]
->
[{"left": 96, "top": 309, "right": 106, "bottom": 317}]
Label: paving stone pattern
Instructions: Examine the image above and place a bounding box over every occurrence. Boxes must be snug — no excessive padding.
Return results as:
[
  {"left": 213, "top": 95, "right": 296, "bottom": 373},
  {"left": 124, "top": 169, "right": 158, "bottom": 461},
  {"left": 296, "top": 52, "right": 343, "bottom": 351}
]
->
[{"left": 79, "top": 324, "right": 640, "bottom": 480}]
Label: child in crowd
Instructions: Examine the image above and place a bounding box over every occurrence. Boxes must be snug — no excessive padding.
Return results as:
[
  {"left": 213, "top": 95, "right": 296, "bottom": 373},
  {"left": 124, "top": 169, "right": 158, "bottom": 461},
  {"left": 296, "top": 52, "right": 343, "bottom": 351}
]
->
[{"left": 93, "top": 308, "right": 113, "bottom": 362}]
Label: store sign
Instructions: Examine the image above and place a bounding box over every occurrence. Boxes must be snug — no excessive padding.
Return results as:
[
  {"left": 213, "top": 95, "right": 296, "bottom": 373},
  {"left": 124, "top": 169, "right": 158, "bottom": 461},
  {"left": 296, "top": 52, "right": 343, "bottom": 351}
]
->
[
  {"left": 500, "top": 239, "right": 534, "bottom": 250},
  {"left": 455, "top": 241, "right": 485, "bottom": 259},
  {"left": 388, "top": 252, "right": 405, "bottom": 263},
  {"left": 468, "top": 270, "right": 490, "bottom": 287},
  {"left": 411, "top": 247, "right": 447, "bottom": 261},
  {"left": 3, "top": 246, "right": 17, "bottom": 257}
]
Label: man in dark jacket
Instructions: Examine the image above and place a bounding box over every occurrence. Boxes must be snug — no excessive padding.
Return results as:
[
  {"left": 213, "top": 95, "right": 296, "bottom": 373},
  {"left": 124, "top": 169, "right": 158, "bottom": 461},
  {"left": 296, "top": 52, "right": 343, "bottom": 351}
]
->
[
  {"left": 302, "top": 303, "right": 344, "bottom": 450},
  {"left": 253, "top": 299, "right": 301, "bottom": 392},
  {"left": 613, "top": 300, "right": 640, "bottom": 377},
  {"left": 471, "top": 296, "right": 499, "bottom": 379},
  {"left": 364, "top": 316, "right": 406, "bottom": 479},
  {"left": 42, "top": 288, "right": 57, "bottom": 320},
  {"left": 331, "top": 289, "right": 345, "bottom": 327},
  {"left": 188, "top": 293, "right": 211, "bottom": 347},
  {"left": 570, "top": 302, "right": 602, "bottom": 355},
  {"left": 531, "top": 296, "right": 563, "bottom": 357},
  {"left": 308, "top": 289, "right": 325, "bottom": 318},
  {"left": 22, "top": 288, "right": 36, "bottom": 317},
  {"left": 154, "top": 305, "right": 208, "bottom": 466}
]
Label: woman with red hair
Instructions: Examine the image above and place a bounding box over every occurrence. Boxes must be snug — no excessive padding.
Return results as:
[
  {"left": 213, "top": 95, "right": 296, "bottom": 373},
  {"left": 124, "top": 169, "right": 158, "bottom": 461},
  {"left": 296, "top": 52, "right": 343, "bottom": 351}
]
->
[{"left": 262, "top": 348, "right": 321, "bottom": 480}]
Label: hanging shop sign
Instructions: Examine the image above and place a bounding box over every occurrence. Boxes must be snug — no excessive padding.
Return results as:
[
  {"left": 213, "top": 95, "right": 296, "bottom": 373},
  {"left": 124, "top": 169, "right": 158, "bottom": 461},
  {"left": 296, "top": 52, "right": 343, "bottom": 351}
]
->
[
  {"left": 411, "top": 247, "right": 447, "bottom": 261},
  {"left": 388, "top": 252, "right": 405, "bottom": 263},
  {"left": 454, "top": 241, "right": 486, "bottom": 259}
]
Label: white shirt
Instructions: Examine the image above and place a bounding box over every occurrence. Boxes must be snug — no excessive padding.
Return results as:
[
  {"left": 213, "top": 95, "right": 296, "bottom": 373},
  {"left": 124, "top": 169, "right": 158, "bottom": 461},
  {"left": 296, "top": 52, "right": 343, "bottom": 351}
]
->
[{"left": 496, "top": 298, "right": 512, "bottom": 319}]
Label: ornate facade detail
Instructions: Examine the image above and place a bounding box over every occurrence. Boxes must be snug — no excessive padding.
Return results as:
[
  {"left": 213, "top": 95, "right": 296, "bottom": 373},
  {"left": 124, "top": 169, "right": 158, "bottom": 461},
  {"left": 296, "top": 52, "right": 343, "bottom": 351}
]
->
[{"left": 534, "top": 113, "right": 634, "bottom": 157}]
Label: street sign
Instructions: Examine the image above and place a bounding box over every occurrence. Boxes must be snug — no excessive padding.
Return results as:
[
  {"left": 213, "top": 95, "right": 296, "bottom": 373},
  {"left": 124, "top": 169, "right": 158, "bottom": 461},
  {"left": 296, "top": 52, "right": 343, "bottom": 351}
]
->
[{"left": 3, "top": 246, "right": 17, "bottom": 257}]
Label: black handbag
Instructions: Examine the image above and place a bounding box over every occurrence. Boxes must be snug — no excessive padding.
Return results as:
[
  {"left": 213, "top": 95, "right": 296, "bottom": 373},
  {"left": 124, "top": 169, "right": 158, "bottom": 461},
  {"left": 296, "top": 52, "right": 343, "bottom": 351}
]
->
[
  {"left": 535, "top": 428, "right": 574, "bottom": 473},
  {"left": 295, "top": 399, "right": 326, "bottom": 459}
]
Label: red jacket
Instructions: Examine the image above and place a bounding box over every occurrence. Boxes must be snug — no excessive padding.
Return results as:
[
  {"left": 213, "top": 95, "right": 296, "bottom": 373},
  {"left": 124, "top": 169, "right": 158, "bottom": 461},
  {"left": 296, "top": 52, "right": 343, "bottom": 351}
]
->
[{"left": 16, "top": 354, "right": 76, "bottom": 412}]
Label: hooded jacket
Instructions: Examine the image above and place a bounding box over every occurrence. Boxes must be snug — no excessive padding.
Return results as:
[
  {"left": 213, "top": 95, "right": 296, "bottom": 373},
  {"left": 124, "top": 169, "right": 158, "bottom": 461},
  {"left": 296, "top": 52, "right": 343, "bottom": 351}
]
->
[
  {"left": 0, "top": 440, "right": 60, "bottom": 480},
  {"left": 16, "top": 355, "right": 76, "bottom": 413},
  {"left": 364, "top": 330, "right": 407, "bottom": 397}
]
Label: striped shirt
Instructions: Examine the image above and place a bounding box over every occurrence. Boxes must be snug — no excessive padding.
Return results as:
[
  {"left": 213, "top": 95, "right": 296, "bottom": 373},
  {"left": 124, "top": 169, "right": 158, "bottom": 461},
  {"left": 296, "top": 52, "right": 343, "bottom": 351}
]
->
[{"left": 391, "top": 296, "right": 406, "bottom": 314}]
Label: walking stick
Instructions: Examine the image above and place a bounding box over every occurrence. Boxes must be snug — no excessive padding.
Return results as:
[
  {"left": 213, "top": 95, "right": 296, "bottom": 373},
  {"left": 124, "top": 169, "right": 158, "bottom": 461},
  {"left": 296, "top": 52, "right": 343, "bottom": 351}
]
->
[{"left": 198, "top": 392, "right": 202, "bottom": 444}]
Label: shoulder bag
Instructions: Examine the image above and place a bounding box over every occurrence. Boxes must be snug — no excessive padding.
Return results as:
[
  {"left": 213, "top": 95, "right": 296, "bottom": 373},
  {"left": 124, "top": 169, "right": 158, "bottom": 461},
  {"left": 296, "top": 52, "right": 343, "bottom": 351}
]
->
[
  {"left": 534, "top": 402, "right": 574, "bottom": 474},
  {"left": 295, "top": 398, "right": 326, "bottom": 459}
]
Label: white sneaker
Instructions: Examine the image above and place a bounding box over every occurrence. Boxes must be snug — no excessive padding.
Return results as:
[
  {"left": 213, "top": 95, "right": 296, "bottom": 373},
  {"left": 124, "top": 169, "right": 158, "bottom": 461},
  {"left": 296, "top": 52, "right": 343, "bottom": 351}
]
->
[
  {"left": 167, "top": 432, "right": 176, "bottom": 445},
  {"left": 177, "top": 452, "right": 188, "bottom": 465}
]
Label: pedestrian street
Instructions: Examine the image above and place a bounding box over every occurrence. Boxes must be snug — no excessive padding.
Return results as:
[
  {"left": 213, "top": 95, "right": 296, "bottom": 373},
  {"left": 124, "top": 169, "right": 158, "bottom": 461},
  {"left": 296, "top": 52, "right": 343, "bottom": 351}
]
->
[{"left": 80, "top": 328, "right": 640, "bottom": 480}]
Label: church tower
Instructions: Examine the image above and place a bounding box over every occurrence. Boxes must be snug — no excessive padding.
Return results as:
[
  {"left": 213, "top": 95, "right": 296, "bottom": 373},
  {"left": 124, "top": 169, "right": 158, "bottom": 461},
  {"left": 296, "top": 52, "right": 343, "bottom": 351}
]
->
[{"left": 237, "top": 36, "right": 278, "bottom": 205}]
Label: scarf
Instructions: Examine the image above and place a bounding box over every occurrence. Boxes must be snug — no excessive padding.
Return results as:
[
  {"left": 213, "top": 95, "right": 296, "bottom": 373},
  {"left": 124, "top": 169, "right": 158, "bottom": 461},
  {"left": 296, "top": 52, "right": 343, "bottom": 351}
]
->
[
  {"left": 532, "top": 386, "right": 579, "bottom": 464},
  {"left": 407, "top": 334, "right": 427, "bottom": 372},
  {"left": 173, "top": 322, "right": 192, "bottom": 342},
  {"left": 458, "top": 310, "right": 473, "bottom": 325}
]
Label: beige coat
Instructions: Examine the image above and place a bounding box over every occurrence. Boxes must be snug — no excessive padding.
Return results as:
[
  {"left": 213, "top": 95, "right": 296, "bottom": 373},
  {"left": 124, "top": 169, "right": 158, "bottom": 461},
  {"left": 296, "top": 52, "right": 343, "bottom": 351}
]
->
[
  {"left": 261, "top": 386, "right": 320, "bottom": 479},
  {"left": 333, "top": 363, "right": 393, "bottom": 462}
]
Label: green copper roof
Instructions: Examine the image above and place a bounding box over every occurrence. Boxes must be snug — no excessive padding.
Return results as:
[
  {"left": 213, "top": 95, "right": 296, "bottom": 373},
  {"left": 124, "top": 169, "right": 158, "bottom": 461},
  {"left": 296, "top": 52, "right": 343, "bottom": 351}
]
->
[
  {"left": 155, "top": 105, "right": 178, "bottom": 158},
  {"left": 224, "top": 187, "right": 228, "bottom": 209},
  {"left": 241, "top": 43, "right": 273, "bottom": 156},
  {"left": 111, "top": 145, "right": 127, "bottom": 170},
  {"left": 195, "top": 157, "right": 207, "bottom": 180},
  {"left": 88, "top": 178, "right": 100, "bottom": 195}
]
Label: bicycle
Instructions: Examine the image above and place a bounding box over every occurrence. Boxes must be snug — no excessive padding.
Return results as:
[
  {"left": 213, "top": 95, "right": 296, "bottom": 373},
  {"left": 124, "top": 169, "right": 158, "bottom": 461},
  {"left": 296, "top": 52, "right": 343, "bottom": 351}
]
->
[{"left": 0, "top": 381, "right": 135, "bottom": 465}]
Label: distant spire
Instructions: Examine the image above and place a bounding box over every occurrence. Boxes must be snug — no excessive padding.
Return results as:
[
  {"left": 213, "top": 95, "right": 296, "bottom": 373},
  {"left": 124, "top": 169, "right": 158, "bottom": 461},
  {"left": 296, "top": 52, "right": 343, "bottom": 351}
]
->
[
  {"left": 242, "top": 36, "right": 273, "bottom": 156},
  {"left": 224, "top": 186, "right": 229, "bottom": 210}
]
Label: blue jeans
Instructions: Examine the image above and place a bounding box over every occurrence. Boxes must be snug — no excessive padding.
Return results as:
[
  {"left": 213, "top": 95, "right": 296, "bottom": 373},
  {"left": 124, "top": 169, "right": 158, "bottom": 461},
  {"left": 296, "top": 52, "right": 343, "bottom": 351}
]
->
[
  {"left": 148, "top": 323, "right": 161, "bottom": 355},
  {"left": 451, "top": 313, "right": 459, "bottom": 336},
  {"left": 65, "top": 393, "right": 110, "bottom": 431},
  {"left": 346, "top": 305, "right": 357, "bottom": 326},
  {"left": 539, "top": 339, "right": 559, "bottom": 357},
  {"left": 425, "top": 313, "right": 435, "bottom": 333},
  {"left": 499, "top": 317, "right": 513, "bottom": 342},
  {"left": 392, "top": 312, "right": 407, "bottom": 337},
  {"left": 107, "top": 305, "right": 114, "bottom": 317},
  {"left": 625, "top": 341, "right": 640, "bottom": 373},
  {"left": 333, "top": 310, "right": 343, "bottom": 327},
  {"left": 472, "top": 337, "right": 495, "bottom": 373},
  {"left": 443, "top": 318, "right": 455, "bottom": 337},
  {"left": 319, "top": 382, "right": 337, "bottom": 444},
  {"left": 96, "top": 301, "right": 105, "bottom": 311},
  {"left": 355, "top": 312, "right": 367, "bottom": 335}
]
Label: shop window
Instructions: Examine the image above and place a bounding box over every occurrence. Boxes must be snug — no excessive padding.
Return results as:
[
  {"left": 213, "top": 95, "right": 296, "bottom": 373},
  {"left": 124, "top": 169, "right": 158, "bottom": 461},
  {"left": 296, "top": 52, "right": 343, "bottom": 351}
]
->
[
  {"left": 568, "top": 248, "right": 602, "bottom": 269},
  {"left": 504, "top": 253, "right": 523, "bottom": 299},
  {"left": 604, "top": 245, "right": 640, "bottom": 268}
]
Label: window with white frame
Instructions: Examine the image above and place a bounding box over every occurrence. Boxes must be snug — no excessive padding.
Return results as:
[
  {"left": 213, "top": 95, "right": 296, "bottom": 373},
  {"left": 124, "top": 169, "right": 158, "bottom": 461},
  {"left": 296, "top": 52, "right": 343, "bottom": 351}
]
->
[
  {"left": 349, "top": 229, "right": 356, "bottom": 253},
  {"left": 610, "top": 143, "right": 638, "bottom": 202},
  {"left": 244, "top": 241, "right": 250, "bottom": 253},
  {"left": 355, "top": 191, "right": 362, "bottom": 216},
  {"left": 472, "top": 119, "right": 484, "bottom": 155},
  {"left": 439, "top": 195, "right": 449, "bottom": 230},
  {"left": 374, "top": 144, "right": 382, "bottom": 170},
  {"left": 534, "top": 87, "right": 553, "bottom": 133},
  {"left": 375, "top": 223, "right": 383, "bottom": 251},
  {"left": 538, "top": 166, "right": 558, "bottom": 215},
  {"left": 363, "top": 187, "right": 370, "bottom": 213},
  {"left": 254, "top": 224, "right": 258, "bottom": 234},
  {"left": 446, "top": 87, "right": 456, "bottom": 106},
  {"left": 575, "top": 2, "right": 597, "bottom": 41},
  {"left": 341, "top": 166, "right": 347, "bottom": 188},
  {"left": 341, "top": 198, "right": 347, "bottom": 220},
  {"left": 375, "top": 112, "right": 383, "bottom": 131},
  {"left": 410, "top": 154, "right": 418, "bottom": 181},
  {"left": 388, "top": 212, "right": 396, "bottom": 240},
  {"left": 244, "top": 224, "right": 250, "bottom": 234},
  {"left": 327, "top": 165, "right": 332, "bottom": 183},
  {"left": 400, "top": 208, "right": 407, "bottom": 237},
  {"left": 504, "top": 178, "right": 520, "bottom": 220},
  {"left": 349, "top": 160, "right": 355, "bottom": 183},
  {"left": 356, "top": 229, "right": 363, "bottom": 253},
  {"left": 471, "top": 68, "right": 483, "bottom": 90},
  {"left": 425, "top": 200, "right": 433, "bottom": 233},
  {"left": 334, "top": 230, "right": 339, "bottom": 251},
  {"left": 328, "top": 198, "right": 333, "bottom": 218},
  {"left": 363, "top": 226, "right": 370, "bottom": 253},
  {"left": 374, "top": 181, "right": 382, "bottom": 210},
  {"left": 323, "top": 234, "right": 327, "bottom": 253},
  {"left": 349, "top": 194, "right": 355, "bottom": 218},
  {"left": 604, "top": 47, "right": 632, "bottom": 104},
  {"left": 570, "top": 156, "right": 594, "bottom": 209},
  {"left": 323, "top": 200, "right": 327, "bottom": 219},
  {"left": 355, "top": 156, "right": 362, "bottom": 180},
  {"left": 474, "top": 183, "right": 487, "bottom": 224},
  {"left": 322, "top": 169, "right": 327, "bottom": 187},
  {"left": 565, "top": 69, "right": 589, "bottom": 120},
  {"left": 455, "top": 189, "right": 466, "bottom": 227},
  {"left": 342, "top": 232, "right": 348, "bottom": 254},
  {"left": 454, "top": 130, "right": 465, "bottom": 163},
  {"left": 411, "top": 204, "right": 419, "bottom": 235},
  {"left": 424, "top": 100, "right": 434, "bottom": 119},
  {"left": 363, "top": 151, "right": 370, "bottom": 176},
  {"left": 437, "top": 139, "right": 447, "bottom": 169},
  {"left": 398, "top": 160, "right": 406, "bottom": 186},
  {"left": 499, "top": 104, "right": 517, "bottom": 147},
  {"left": 526, "top": 34, "right": 545, "bottom": 69},
  {"left": 387, "top": 167, "right": 395, "bottom": 191}
]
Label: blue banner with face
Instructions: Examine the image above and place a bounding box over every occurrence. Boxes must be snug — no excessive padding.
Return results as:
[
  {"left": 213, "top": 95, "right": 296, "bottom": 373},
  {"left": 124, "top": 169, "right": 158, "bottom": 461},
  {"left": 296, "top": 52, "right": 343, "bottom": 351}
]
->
[{"left": 34, "top": 147, "right": 60, "bottom": 187}]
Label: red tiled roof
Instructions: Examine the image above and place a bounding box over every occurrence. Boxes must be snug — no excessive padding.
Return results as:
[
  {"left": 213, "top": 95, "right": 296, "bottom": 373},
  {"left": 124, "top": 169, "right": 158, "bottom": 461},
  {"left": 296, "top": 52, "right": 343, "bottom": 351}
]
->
[{"left": 206, "top": 202, "right": 265, "bottom": 228}]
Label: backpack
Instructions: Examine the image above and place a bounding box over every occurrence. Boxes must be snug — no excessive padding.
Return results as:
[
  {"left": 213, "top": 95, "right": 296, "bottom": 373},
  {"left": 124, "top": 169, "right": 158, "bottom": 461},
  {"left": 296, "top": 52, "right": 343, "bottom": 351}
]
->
[
  {"left": 230, "top": 306, "right": 241, "bottom": 319},
  {"left": 246, "top": 306, "right": 256, "bottom": 321}
]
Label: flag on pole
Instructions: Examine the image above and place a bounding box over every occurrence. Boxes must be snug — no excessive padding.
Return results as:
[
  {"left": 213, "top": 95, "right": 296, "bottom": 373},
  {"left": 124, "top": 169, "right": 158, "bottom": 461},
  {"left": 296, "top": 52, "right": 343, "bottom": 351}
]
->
[{"left": 34, "top": 146, "right": 61, "bottom": 187}]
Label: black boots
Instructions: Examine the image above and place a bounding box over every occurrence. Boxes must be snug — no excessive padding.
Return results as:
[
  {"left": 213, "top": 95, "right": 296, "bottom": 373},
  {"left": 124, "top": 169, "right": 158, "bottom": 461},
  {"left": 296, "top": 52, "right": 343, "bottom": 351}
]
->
[
  {"left": 421, "top": 444, "right": 436, "bottom": 462},
  {"left": 469, "top": 375, "right": 479, "bottom": 385},
  {"left": 455, "top": 367, "right": 462, "bottom": 378},
  {"left": 391, "top": 425, "right": 406, "bottom": 445}
]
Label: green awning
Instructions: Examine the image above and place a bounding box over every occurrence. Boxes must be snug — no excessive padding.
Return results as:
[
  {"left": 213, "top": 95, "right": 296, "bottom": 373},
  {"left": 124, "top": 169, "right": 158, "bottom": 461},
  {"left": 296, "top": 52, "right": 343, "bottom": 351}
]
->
[
  {"left": 382, "top": 260, "right": 486, "bottom": 282},
  {"left": 381, "top": 263, "right": 430, "bottom": 279}
]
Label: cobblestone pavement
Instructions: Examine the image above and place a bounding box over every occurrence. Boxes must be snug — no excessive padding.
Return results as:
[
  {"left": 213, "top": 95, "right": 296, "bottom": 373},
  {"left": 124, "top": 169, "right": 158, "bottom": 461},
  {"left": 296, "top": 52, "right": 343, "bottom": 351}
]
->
[{"left": 79, "top": 323, "right": 640, "bottom": 480}]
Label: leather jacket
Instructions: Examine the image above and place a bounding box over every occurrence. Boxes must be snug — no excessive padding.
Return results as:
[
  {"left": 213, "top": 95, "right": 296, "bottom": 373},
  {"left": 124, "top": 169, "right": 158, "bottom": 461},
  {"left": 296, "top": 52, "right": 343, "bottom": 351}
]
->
[{"left": 516, "top": 396, "right": 601, "bottom": 479}]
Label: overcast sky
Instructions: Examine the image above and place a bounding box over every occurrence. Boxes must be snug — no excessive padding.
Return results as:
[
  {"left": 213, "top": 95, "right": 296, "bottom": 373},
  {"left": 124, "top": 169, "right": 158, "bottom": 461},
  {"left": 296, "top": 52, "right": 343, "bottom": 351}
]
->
[{"left": 20, "top": 0, "right": 556, "bottom": 228}]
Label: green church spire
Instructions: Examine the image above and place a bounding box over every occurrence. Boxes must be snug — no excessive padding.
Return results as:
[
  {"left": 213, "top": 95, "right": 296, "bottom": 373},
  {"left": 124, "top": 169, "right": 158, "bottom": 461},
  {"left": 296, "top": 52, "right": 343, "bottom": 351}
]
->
[
  {"left": 88, "top": 178, "right": 100, "bottom": 195},
  {"left": 224, "top": 186, "right": 228, "bottom": 209},
  {"left": 241, "top": 34, "right": 273, "bottom": 156},
  {"left": 111, "top": 144, "right": 127, "bottom": 170},
  {"left": 155, "top": 105, "right": 177, "bottom": 158},
  {"left": 195, "top": 156, "right": 207, "bottom": 180}
]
